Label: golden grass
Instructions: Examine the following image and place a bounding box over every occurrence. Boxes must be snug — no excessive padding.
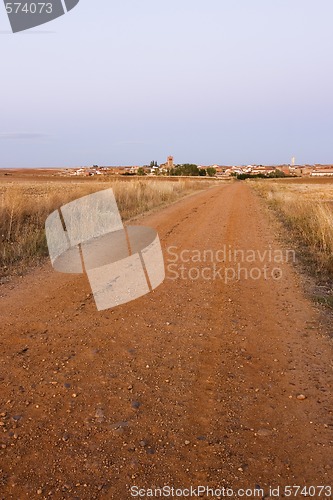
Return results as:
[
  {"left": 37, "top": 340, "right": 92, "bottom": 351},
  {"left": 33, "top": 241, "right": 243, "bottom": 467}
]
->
[
  {"left": 252, "top": 179, "right": 333, "bottom": 274},
  {"left": 0, "top": 178, "right": 216, "bottom": 278}
]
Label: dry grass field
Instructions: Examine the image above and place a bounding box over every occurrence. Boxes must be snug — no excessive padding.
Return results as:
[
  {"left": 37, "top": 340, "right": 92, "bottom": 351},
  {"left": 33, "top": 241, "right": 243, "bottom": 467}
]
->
[
  {"left": 0, "top": 176, "right": 218, "bottom": 279},
  {"left": 253, "top": 178, "right": 333, "bottom": 278}
]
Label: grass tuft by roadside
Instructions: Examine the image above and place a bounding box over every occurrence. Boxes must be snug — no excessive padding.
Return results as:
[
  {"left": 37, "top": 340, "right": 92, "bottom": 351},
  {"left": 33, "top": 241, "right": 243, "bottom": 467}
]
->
[{"left": 251, "top": 179, "right": 333, "bottom": 278}]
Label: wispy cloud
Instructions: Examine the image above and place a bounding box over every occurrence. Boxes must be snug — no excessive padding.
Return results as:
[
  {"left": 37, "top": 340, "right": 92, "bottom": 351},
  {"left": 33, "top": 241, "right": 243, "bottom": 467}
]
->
[
  {"left": 0, "top": 133, "right": 50, "bottom": 140},
  {"left": 0, "top": 31, "right": 55, "bottom": 35},
  {"left": 111, "top": 140, "right": 150, "bottom": 147},
  {"left": 17, "top": 31, "right": 56, "bottom": 35}
]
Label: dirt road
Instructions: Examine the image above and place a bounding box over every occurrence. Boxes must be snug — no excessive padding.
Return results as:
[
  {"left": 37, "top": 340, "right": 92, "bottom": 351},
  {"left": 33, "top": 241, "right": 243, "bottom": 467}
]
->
[{"left": 1, "top": 182, "right": 332, "bottom": 499}]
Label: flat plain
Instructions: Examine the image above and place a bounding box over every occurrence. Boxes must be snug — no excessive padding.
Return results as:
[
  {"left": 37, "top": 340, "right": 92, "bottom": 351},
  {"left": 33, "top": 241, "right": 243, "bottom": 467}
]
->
[{"left": 0, "top": 174, "right": 332, "bottom": 498}]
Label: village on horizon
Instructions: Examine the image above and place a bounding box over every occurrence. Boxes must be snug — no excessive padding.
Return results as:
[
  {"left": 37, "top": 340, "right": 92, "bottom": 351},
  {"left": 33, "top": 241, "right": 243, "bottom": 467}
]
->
[
  {"left": 3, "top": 156, "right": 333, "bottom": 178},
  {"left": 60, "top": 155, "right": 333, "bottom": 178}
]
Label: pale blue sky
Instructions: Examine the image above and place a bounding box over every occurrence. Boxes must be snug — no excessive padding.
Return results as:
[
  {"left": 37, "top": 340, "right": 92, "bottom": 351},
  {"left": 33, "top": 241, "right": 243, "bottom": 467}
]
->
[{"left": 1, "top": 0, "right": 333, "bottom": 167}]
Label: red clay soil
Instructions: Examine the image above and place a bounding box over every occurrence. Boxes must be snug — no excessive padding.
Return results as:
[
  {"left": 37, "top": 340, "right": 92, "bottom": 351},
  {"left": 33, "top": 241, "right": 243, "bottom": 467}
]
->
[{"left": 0, "top": 183, "right": 332, "bottom": 499}]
